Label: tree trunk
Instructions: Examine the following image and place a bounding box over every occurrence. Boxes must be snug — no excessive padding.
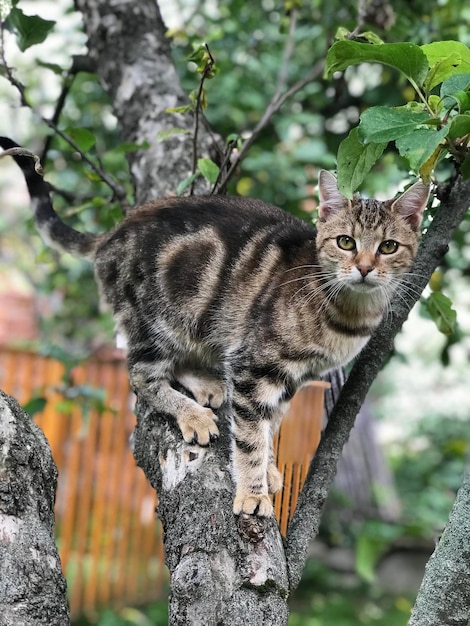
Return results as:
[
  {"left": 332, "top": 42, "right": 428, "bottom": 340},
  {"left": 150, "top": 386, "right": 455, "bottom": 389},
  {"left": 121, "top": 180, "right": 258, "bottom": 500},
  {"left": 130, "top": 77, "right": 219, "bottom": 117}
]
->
[
  {"left": 74, "top": 0, "right": 218, "bottom": 204},
  {"left": 0, "top": 390, "right": 69, "bottom": 626},
  {"left": 133, "top": 399, "right": 289, "bottom": 625},
  {"left": 76, "top": 2, "right": 289, "bottom": 621},
  {"left": 408, "top": 466, "right": 470, "bottom": 626}
]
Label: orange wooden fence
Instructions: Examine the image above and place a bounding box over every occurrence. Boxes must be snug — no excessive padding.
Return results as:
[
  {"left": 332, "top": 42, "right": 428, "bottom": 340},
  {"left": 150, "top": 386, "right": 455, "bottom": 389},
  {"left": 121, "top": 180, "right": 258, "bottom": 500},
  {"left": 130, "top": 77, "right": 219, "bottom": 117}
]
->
[{"left": 0, "top": 348, "right": 327, "bottom": 619}]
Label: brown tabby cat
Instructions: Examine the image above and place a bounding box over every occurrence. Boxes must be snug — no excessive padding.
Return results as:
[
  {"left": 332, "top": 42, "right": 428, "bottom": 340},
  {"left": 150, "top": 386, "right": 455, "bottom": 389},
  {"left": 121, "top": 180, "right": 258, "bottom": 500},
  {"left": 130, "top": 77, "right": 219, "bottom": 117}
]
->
[{"left": 1, "top": 137, "right": 429, "bottom": 518}]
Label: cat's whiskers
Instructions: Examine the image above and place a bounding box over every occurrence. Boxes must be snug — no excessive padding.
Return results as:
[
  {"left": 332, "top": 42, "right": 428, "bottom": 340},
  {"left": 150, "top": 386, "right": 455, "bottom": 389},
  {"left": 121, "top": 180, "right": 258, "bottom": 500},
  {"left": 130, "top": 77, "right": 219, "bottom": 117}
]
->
[
  {"left": 301, "top": 279, "right": 345, "bottom": 310},
  {"left": 390, "top": 275, "right": 426, "bottom": 302}
]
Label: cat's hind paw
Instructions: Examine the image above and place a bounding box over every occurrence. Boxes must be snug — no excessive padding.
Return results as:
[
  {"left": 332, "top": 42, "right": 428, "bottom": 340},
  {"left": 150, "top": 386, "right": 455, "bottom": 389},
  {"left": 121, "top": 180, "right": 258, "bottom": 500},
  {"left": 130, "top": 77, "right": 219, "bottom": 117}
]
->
[
  {"left": 233, "top": 492, "right": 273, "bottom": 517},
  {"left": 177, "top": 406, "right": 219, "bottom": 446},
  {"left": 267, "top": 463, "right": 283, "bottom": 494},
  {"left": 176, "top": 372, "right": 226, "bottom": 409}
]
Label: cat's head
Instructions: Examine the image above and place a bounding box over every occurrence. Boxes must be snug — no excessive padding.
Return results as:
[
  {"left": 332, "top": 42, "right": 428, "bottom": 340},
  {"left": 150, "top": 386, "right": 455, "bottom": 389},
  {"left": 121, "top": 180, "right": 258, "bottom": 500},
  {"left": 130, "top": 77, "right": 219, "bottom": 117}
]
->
[{"left": 316, "top": 171, "right": 430, "bottom": 293}]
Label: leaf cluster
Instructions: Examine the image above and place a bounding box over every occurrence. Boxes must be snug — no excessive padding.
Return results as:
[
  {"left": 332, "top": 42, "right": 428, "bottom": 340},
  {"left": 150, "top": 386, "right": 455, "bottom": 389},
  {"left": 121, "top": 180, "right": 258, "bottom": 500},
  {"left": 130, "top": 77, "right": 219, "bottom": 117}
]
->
[{"left": 326, "top": 38, "right": 470, "bottom": 196}]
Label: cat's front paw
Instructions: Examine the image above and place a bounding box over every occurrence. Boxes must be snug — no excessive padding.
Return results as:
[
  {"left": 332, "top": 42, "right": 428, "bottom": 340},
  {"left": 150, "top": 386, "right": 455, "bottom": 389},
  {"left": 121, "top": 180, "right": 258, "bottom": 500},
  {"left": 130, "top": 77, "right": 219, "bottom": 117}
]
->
[
  {"left": 233, "top": 491, "right": 273, "bottom": 517},
  {"left": 267, "top": 463, "right": 283, "bottom": 494},
  {"left": 176, "top": 372, "right": 226, "bottom": 409},
  {"left": 177, "top": 406, "right": 219, "bottom": 446}
]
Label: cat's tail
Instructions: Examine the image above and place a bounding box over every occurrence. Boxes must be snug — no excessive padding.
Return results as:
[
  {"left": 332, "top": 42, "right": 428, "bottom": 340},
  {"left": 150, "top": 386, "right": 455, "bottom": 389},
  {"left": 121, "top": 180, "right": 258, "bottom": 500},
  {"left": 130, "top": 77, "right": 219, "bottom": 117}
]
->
[{"left": 0, "top": 137, "right": 98, "bottom": 259}]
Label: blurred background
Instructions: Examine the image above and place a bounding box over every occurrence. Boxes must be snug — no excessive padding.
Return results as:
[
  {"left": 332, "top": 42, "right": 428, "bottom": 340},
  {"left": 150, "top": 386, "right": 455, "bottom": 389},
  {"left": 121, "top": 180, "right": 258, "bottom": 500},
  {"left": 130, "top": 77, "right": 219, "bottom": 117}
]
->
[{"left": 0, "top": 0, "right": 469, "bottom": 624}]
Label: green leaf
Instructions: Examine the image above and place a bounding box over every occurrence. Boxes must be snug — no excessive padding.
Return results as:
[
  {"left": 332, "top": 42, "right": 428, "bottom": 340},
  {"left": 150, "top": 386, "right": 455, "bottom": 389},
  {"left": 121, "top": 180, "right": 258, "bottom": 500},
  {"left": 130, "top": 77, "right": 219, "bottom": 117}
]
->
[
  {"left": 336, "top": 128, "right": 386, "bottom": 198},
  {"left": 448, "top": 114, "right": 470, "bottom": 140},
  {"left": 334, "top": 26, "right": 350, "bottom": 41},
  {"left": 442, "top": 90, "right": 470, "bottom": 114},
  {"left": 325, "top": 41, "right": 429, "bottom": 87},
  {"left": 156, "top": 127, "right": 191, "bottom": 142},
  {"left": 176, "top": 172, "right": 199, "bottom": 195},
  {"left": 36, "top": 60, "right": 64, "bottom": 75},
  {"left": 359, "top": 31, "right": 385, "bottom": 45},
  {"left": 22, "top": 397, "right": 47, "bottom": 417},
  {"left": 355, "top": 534, "right": 384, "bottom": 583},
  {"left": 64, "top": 127, "right": 96, "bottom": 152},
  {"left": 197, "top": 157, "right": 220, "bottom": 185},
  {"left": 422, "top": 292, "right": 457, "bottom": 336},
  {"left": 109, "top": 140, "right": 150, "bottom": 154},
  {"left": 428, "top": 95, "right": 444, "bottom": 115},
  {"left": 8, "top": 7, "right": 55, "bottom": 51},
  {"left": 358, "top": 106, "right": 429, "bottom": 144},
  {"left": 395, "top": 125, "right": 449, "bottom": 171},
  {"left": 440, "top": 73, "right": 470, "bottom": 98},
  {"left": 423, "top": 53, "right": 463, "bottom": 93},
  {"left": 421, "top": 41, "right": 470, "bottom": 78},
  {"left": 165, "top": 105, "right": 194, "bottom": 114}
]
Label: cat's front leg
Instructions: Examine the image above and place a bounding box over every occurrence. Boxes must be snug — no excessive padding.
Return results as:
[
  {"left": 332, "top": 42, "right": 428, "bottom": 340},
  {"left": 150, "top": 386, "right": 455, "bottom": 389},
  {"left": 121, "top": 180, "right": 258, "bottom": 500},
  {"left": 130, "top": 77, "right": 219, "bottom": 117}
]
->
[
  {"left": 231, "top": 378, "right": 285, "bottom": 517},
  {"left": 266, "top": 408, "right": 286, "bottom": 495},
  {"left": 231, "top": 409, "right": 273, "bottom": 517}
]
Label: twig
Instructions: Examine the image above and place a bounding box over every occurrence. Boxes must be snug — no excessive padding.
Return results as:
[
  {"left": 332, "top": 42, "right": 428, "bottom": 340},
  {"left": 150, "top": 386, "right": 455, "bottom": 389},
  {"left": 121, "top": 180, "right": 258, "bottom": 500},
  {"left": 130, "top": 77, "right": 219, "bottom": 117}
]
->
[
  {"left": 40, "top": 74, "right": 74, "bottom": 164},
  {"left": 0, "top": 22, "right": 127, "bottom": 203},
  {"left": 214, "top": 8, "right": 324, "bottom": 194},
  {"left": 215, "top": 58, "right": 324, "bottom": 193},
  {"left": 189, "top": 43, "right": 216, "bottom": 195}
]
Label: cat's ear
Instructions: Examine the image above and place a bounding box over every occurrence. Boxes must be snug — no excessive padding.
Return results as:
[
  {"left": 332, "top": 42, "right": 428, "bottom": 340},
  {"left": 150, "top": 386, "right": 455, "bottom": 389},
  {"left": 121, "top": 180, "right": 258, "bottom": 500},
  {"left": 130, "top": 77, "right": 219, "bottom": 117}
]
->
[
  {"left": 317, "top": 170, "right": 350, "bottom": 220},
  {"left": 391, "top": 180, "right": 430, "bottom": 231}
]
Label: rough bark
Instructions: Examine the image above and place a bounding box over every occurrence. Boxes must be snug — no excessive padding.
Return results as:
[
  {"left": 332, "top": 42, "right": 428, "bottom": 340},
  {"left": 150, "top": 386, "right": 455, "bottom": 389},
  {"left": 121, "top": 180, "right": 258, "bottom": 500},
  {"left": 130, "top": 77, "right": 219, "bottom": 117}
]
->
[
  {"left": 408, "top": 466, "right": 470, "bottom": 626},
  {"left": 0, "top": 390, "right": 69, "bottom": 626},
  {"left": 133, "top": 398, "right": 289, "bottom": 625},
  {"left": 74, "top": 0, "right": 219, "bottom": 204}
]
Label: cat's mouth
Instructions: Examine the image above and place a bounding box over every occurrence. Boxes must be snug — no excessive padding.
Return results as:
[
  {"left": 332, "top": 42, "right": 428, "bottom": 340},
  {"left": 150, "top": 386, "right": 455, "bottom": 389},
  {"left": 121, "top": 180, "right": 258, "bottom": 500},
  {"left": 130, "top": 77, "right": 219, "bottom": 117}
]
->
[{"left": 346, "top": 276, "right": 381, "bottom": 292}]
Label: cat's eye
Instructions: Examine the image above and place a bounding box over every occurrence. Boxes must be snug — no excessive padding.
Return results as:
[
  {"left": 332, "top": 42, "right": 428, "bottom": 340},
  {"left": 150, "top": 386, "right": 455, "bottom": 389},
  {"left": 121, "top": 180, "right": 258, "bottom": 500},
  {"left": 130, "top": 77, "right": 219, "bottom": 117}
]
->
[
  {"left": 336, "top": 235, "right": 356, "bottom": 251},
  {"left": 378, "top": 240, "right": 399, "bottom": 255}
]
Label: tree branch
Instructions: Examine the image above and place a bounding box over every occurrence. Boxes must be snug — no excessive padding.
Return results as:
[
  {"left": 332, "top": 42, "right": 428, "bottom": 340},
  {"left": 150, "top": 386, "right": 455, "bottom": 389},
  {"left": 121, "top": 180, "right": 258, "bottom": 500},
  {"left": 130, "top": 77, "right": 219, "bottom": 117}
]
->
[
  {"left": 0, "top": 391, "right": 70, "bottom": 624},
  {"left": 285, "top": 175, "right": 470, "bottom": 590},
  {"left": 214, "top": 7, "right": 324, "bottom": 194},
  {"left": 408, "top": 465, "right": 470, "bottom": 626},
  {"left": 40, "top": 55, "right": 96, "bottom": 164},
  {"left": 0, "top": 22, "right": 128, "bottom": 203},
  {"left": 133, "top": 399, "right": 290, "bottom": 625}
]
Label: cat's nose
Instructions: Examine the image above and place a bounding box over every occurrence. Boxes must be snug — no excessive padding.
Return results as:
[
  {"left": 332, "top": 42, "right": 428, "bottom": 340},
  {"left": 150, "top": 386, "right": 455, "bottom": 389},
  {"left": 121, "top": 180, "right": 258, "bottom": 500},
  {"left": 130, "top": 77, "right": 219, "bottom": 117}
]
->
[{"left": 357, "top": 264, "right": 373, "bottom": 277}]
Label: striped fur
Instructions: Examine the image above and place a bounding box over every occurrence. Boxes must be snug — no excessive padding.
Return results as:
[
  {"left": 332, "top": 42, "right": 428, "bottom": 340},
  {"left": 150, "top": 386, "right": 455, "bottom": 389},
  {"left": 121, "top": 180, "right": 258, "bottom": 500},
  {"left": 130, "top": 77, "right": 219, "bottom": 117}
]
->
[{"left": 1, "top": 137, "right": 429, "bottom": 517}]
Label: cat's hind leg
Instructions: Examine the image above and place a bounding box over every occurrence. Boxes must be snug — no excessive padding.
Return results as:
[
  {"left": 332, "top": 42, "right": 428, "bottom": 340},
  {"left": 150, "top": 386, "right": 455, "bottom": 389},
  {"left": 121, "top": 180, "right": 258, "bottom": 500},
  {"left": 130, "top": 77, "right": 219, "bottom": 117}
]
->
[
  {"left": 129, "top": 352, "right": 220, "bottom": 446},
  {"left": 175, "top": 371, "right": 227, "bottom": 410}
]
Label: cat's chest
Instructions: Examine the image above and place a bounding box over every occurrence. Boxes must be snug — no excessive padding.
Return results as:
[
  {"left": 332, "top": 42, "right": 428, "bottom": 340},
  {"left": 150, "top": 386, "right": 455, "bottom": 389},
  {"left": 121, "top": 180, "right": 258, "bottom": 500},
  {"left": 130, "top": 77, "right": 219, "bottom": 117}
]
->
[
  {"left": 284, "top": 333, "right": 370, "bottom": 382},
  {"left": 321, "top": 332, "right": 370, "bottom": 370}
]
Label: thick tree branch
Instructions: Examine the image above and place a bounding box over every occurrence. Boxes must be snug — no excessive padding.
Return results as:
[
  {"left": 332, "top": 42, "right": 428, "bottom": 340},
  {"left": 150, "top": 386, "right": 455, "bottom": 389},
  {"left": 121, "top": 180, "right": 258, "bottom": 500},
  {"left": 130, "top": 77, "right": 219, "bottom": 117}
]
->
[
  {"left": 133, "top": 399, "right": 289, "bottom": 625},
  {"left": 285, "top": 176, "right": 470, "bottom": 590},
  {"left": 408, "top": 465, "right": 470, "bottom": 626},
  {"left": 0, "top": 391, "right": 69, "bottom": 625}
]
